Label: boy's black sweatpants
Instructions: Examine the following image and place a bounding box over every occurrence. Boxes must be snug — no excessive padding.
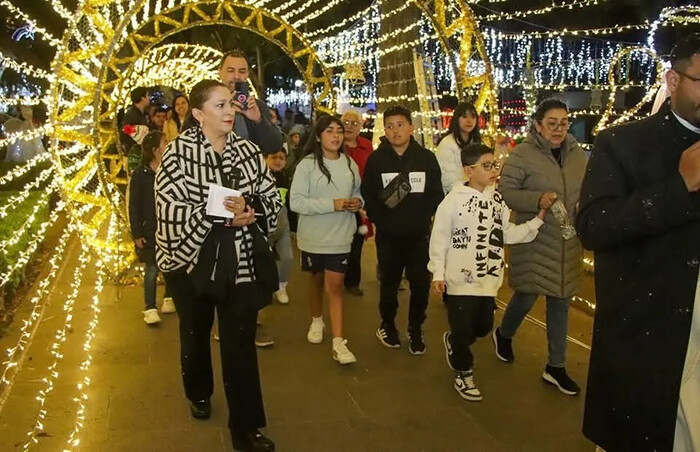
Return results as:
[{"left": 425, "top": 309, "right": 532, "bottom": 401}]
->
[
  {"left": 445, "top": 295, "right": 496, "bottom": 371},
  {"left": 375, "top": 231, "right": 430, "bottom": 327}
]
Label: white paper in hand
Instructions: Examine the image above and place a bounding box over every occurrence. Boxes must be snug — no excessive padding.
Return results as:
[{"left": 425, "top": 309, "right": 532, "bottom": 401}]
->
[{"left": 206, "top": 183, "right": 242, "bottom": 219}]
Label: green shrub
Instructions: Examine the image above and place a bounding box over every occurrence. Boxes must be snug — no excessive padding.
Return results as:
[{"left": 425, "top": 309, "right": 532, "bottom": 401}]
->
[
  {"left": 0, "top": 191, "right": 51, "bottom": 300},
  {"left": 0, "top": 160, "right": 53, "bottom": 191}
]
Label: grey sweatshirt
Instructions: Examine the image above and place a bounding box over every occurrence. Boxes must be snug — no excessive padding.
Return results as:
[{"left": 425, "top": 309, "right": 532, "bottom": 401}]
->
[{"left": 290, "top": 154, "right": 363, "bottom": 254}]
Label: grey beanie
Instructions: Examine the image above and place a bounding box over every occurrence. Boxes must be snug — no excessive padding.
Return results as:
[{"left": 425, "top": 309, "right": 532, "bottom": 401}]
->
[{"left": 289, "top": 124, "right": 305, "bottom": 136}]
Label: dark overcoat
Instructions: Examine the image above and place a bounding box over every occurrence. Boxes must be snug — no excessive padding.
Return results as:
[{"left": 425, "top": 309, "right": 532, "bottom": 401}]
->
[{"left": 575, "top": 101, "right": 700, "bottom": 451}]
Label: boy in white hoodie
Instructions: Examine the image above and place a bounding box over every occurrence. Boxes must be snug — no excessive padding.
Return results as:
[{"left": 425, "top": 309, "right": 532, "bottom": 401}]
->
[{"left": 428, "top": 144, "right": 547, "bottom": 401}]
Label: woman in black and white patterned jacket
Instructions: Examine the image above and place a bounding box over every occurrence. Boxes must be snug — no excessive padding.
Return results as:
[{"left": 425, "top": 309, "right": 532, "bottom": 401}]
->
[{"left": 155, "top": 79, "right": 280, "bottom": 452}]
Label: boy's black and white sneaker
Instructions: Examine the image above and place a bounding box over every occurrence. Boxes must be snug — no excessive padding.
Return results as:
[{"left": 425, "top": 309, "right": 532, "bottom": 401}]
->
[
  {"left": 454, "top": 370, "right": 482, "bottom": 402},
  {"left": 492, "top": 327, "right": 514, "bottom": 363},
  {"left": 442, "top": 332, "right": 456, "bottom": 371},
  {"left": 542, "top": 365, "right": 580, "bottom": 395},
  {"left": 376, "top": 323, "right": 401, "bottom": 348},
  {"left": 407, "top": 326, "right": 426, "bottom": 355}
]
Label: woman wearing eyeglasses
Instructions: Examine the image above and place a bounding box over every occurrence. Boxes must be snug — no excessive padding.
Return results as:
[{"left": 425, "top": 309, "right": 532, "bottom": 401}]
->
[{"left": 492, "top": 99, "right": 588, "bottom": 396}]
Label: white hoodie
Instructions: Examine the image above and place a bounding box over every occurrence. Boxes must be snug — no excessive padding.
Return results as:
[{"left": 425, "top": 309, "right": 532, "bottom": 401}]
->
[{"left": 428, "top": 184, "right": 544, "bottom": 296}]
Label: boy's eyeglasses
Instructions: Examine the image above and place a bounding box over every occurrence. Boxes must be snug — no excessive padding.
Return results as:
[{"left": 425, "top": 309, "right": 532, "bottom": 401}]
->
[
  {"left": 541, "top": 119, "right": 570, "bottom": 131},
  {"left": 343, "top": 120, "right": 360, "bottom": 127},
  {"left": 469, "top": 161, "right": 501, "bottom": 171}
]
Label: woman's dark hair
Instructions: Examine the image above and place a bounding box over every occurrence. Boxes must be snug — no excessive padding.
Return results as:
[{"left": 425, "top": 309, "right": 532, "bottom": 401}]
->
[
  {"left": 303, "top": 115, "right": 355, "bottom": 187},
  {"left": 141, "top": 130, "right": 165, "bottom": 166},
  {"left": 532, "top": 99, "right": 568, "bottom": 125},
  {"left": 460, "top": 143, "right": 494, "bottom": 167},
  {"left": 448, "top": 102, "right": 480, "bottom": 147},
  {"left": 187, "top": 79, "right": 227, "bottom": 127},
  {"left": 171, "top": 93, "right": 190, "bottom": 131}
]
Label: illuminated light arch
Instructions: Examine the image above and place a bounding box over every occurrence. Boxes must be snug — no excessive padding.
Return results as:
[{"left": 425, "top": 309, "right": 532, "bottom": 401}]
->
[
  {"left": 102, "top": 44, "right": 223, "bottom": 197},
  {"left": 593, "top": 47, "right": 664, "bottom": 136},
  {"left": 48, "top": 0, "right": 336, "bottom": 275},
  {"left": 413, "top": 0, "right": 499, "bottom": 133}
]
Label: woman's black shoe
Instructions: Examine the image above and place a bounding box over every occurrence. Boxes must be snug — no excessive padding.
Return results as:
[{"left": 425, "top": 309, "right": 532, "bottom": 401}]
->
[
  {"left": 189, "top": 399, "right": 211, "bottom": 419},
  {"left": 231, "top": 429, "right": 275, "bottom": 451}
]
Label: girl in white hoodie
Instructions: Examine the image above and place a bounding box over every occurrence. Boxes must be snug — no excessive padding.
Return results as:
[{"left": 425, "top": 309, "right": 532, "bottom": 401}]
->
[
  {"left": 428, "top": 143, "right": 546, "bottom": 402},
  {"left": 436, "top": 102, "right": 481, "bottom": 194}
]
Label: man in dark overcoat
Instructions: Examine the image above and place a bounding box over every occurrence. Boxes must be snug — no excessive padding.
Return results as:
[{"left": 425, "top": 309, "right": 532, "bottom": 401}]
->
[{"left": 576, "top": 34, "right": 700, "bottom": 451}]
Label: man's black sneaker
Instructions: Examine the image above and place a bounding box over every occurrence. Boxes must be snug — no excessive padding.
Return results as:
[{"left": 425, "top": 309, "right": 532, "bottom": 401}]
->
[
  {"left": 407, "top": 326, "right": 426, "bottom": 355},
  {"left": 542, "top": 365, "right": 581, "bottom": 395},
  {"left": 190, "top": 398, "right": 211, "bottom": 419},
  {"left": 492, "top": 327, "right": 514, "bottom": 363},
  {"left": 376, "top": 323, "right": 401, "bottom": 348},
  {"left": 231, "top": 429, "right": 275, "bottom": 451},
  {"left": 442, "top": 332, "right": 456, "bottom": 371}
]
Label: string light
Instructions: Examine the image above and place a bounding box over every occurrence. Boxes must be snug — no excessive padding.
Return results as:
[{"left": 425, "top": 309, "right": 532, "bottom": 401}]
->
[
  {"left": 0, "top": 153, "right": 51, "bottom": 188},
  {"left": 0, "top": 187, "right": 58, "bottom": 255},
  {"left": 476, "top": 0, "right": 604, "bottom": 22},
  {"left": 22, "top": 246, "right": 92, "bottom": 450},
  {"left": 491, "top": 23, "right": 650, "bottom": 39},
  {"left": 0, "top": 224, "right": 73, "bottom": 390},
  {"left": 40, "top": 0, "right": 72, "bottom": 20},
  {"left": 0, "top": 54, "right": 54, "bottom": 81},
  {"left": 0, "top": 170, "right": 54, "bottom": 220},
  {"left": 0, "top": 0, "right": 62, "bottom": 47},
  {"left": 0, "top": 126, "right": 51, "bottom": 149},
  {"left": 0, "top": 192, "right": 62, "bottom": 289},
  {"left": 64, "top": 213, "right": 118, "bottom": 451},
  {"left": 0, "top": 96, "right": 47, "bottom": 107}
]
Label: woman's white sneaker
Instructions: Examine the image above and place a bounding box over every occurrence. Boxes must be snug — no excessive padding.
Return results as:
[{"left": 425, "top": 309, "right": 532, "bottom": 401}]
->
[
  {"left": 275, "top": 287, "right": 289, "bottom": 304},
  {"left": 143, "top": 309, "right": 161, "bottom": 325},
  {"left": 161, "top": 297, "right": 176, "bottom": 313},
  {"left": 332, "top": 339, "right": 357, "bottom": 365},
  {"left": 307, "top": 320, "right": 324, "bottom": 344}
]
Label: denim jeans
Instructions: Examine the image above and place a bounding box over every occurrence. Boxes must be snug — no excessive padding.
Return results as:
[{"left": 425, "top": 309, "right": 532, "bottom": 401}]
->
[
  {"left": 144, "top": 262, "right": 158, "bottom": 310},
  {"left": 499, "top": 292, "right": 570, "bottom": 367},
  {"left": 268, "top": 207, "right": 293, "bottom": 284},
  {"left": 268, "top": 224, "right": 293, "bottom": 284},
  {"left": 144, "top": 262, "right": 169, "bottom": 310}
]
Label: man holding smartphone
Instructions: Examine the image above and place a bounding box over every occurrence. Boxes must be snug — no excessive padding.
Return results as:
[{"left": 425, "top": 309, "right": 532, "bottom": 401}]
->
[
  {"left": 219, "top": 50, "right": 284, "bottom": 349},
  {"left": 219, "top": 50, "right": 284, "bottom": 156}
]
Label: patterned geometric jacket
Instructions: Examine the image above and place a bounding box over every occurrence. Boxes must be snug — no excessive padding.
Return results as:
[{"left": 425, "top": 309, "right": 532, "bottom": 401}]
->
[{"left": 154, "top": 126, "right": 281, "bottom": 283}]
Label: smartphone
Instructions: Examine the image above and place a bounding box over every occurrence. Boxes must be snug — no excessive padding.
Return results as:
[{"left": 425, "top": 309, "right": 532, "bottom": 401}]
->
[{"left": 234, "top": 81, "right": 249, "bottom": 110}]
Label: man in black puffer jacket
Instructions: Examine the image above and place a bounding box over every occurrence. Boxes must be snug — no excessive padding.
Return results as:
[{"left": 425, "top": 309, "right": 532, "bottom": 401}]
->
[{"left": 361, "top": 105, "right": 443, "bottom": 355}]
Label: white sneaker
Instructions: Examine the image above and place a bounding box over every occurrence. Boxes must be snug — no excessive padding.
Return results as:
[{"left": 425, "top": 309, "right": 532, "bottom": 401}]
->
[
  {"left": 332, "top": 339, "right": 357, "bottom": 365},
  {"left": 143, "top": 309, "right": 161, "bottom": 325},
  {"left": 307, "top": 320, "right": 324, "bottom": 344},
  {"left": 161, "top": 297, "right": 176, "bottom": 313},
  {"left": 275, "top": 287, "right": 289, "bottom": 304}
]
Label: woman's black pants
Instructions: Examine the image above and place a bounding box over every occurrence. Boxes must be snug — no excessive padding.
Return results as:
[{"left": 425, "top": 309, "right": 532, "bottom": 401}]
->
[{"left": 164, "top": 272, "right": 266, "bottom": 432}]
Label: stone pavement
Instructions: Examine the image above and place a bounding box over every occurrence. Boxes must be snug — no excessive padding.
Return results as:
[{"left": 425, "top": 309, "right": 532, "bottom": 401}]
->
[{"left": 0, "top": 237, "right": 595, "bottom": 451}]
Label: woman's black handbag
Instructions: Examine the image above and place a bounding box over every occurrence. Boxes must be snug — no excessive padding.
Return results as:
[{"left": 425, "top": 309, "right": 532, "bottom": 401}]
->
[{"left": 249, "top": 222, "right": 279, "bottom": 307}]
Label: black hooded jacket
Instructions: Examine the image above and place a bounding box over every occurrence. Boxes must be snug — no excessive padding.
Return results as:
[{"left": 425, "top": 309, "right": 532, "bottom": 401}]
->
[{"left": 361, "top": 137, "right": 443, "bottom": 237}]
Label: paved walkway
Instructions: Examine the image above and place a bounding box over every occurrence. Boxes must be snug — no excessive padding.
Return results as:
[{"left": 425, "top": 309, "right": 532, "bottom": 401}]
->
[{"left": 0, "top": 237, "right": 595, "bottom": 451}]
